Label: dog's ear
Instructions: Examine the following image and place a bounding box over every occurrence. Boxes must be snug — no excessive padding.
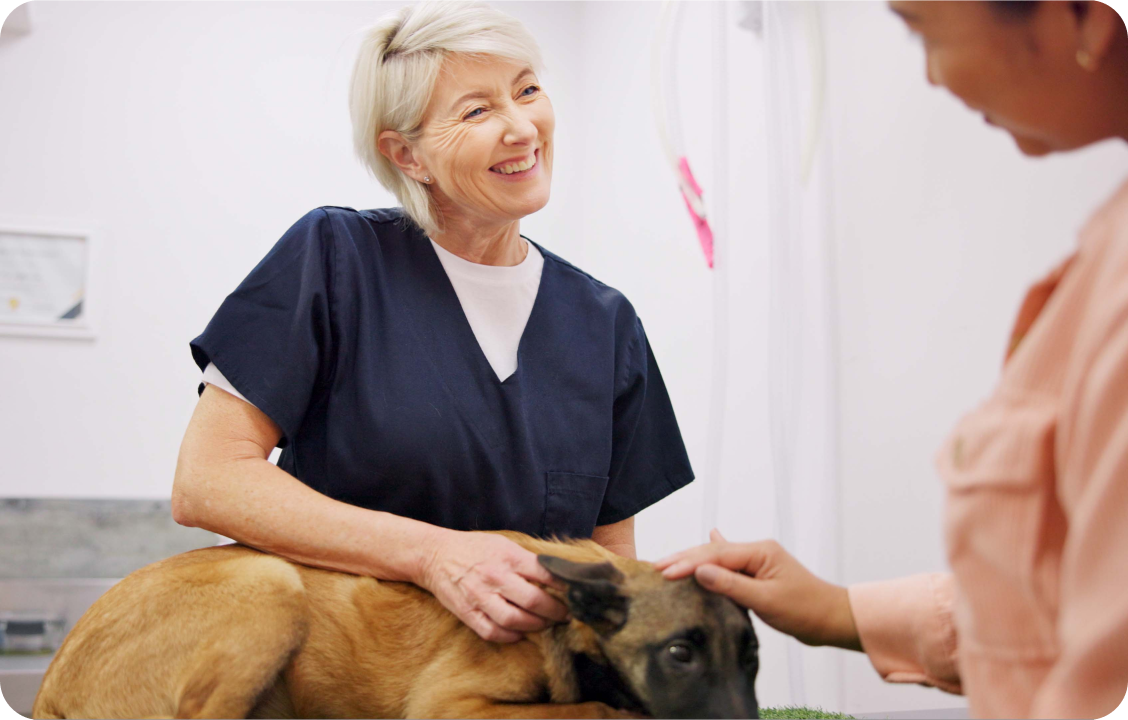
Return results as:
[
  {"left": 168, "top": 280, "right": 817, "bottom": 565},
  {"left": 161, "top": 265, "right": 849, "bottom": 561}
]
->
[{"left": 538, "top": 555, "right": 629, "bottom": 636}]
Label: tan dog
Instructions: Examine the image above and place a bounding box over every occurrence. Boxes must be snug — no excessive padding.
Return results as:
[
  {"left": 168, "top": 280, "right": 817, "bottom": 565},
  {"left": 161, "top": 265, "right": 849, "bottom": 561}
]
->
[{"left": 32, "top": 532, "right": 759, "bottom": 719}]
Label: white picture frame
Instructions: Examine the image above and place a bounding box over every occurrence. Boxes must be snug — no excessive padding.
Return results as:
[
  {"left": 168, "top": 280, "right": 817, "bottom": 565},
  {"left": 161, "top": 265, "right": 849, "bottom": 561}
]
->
[{"left": 0, "top": 220, "right": 99, "bottom": 340}]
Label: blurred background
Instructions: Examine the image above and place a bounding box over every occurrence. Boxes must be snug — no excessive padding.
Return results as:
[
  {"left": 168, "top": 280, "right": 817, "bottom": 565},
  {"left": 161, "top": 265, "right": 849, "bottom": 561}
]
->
[{"left": 1, "top": 1, "right": 1125, "bottom": 717}]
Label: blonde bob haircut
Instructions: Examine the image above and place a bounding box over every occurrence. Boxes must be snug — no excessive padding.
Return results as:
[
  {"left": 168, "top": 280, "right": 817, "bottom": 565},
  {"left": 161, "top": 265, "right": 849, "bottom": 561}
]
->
[{"left": 349, "top": 1, "right": 544, "bottom": 236}]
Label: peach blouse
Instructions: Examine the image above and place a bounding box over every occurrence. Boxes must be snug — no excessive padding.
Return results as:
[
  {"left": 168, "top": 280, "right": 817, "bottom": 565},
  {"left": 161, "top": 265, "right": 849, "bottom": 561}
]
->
[{"left": 848, "top": 179, "right": 1128, "bottom": 719}]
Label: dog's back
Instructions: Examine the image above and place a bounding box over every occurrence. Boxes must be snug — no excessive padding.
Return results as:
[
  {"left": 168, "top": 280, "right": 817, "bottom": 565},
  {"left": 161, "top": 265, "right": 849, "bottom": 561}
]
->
[{"left": 34, "top": 545, "right": 312, "bottom": 718}]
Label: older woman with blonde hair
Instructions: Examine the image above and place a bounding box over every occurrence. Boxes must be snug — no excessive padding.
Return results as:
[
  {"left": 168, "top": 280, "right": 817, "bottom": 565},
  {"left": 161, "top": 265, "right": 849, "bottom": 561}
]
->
[{"left": 173, "top": 1, "right": 693, "bottom": 644}]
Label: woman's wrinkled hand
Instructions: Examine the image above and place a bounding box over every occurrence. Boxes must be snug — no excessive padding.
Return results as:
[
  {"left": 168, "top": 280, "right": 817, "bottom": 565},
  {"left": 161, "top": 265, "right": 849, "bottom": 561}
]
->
[
  {"left": 417, "top": 530, "right": 570, "bottom": 643},
  {"left": 655, "top": 530, "right": 862, "bottom": 651}
]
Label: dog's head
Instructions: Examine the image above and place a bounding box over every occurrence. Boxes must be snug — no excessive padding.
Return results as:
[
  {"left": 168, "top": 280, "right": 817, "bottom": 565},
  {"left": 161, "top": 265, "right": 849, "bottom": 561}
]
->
[{"left": 539, "top": 554, "right": 759, "bottom": 719}]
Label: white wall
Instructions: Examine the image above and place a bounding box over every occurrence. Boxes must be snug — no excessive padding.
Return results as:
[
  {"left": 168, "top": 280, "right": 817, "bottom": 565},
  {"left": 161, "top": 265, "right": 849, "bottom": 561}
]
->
[{"left": 3, "top": 1, "right": 1128, "bottom": 715}]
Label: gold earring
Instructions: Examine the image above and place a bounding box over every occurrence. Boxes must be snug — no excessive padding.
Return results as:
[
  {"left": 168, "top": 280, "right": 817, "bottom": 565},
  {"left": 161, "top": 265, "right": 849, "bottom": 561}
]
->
[{"left": 1077, "top": 49, "right": 1095, "bottom": 71}]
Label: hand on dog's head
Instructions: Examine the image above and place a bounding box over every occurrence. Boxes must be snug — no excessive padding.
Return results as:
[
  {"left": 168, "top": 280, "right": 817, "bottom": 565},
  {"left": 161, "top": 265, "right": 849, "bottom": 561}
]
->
[
  {"left": 538, "top": 554, "right": 760, "bottom": 719},
  {"left": 538, "top": 556, "right": 629, "bottom": 635}
]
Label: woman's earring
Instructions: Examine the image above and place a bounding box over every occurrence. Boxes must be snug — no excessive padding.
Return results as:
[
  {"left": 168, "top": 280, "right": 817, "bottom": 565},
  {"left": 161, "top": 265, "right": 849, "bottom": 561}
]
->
[
  {"left": 423, "top": 176, "right": 431, "bottom": 183},
  {"left": 1077, "top": 49, "right": 1096, "bottom": 71}
]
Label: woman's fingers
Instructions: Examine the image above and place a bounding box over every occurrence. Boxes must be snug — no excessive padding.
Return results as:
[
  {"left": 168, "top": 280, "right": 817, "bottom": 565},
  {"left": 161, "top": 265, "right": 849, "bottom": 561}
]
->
[
  {"left": 653, "top": 552, "right": 687, "bottom": 571},
  {"left": 655, "top": 528, "right": 732, "bottom": 570},
  {"left": 694, "top": 564, "right": 764, "bottom": 610},
  {"left": 463, "top": 606, "right": 524, "bottom": 644},
  {"left": 499, "top": 576, "right": 570, "bottom": 623},
  {"left": 660, "top": 559, "right": 699, "bottom": 579},
  {"left": 655, "top": 536, "right": 857, "bottom": 650},
  {"left": 660, "top": 540, "right": 777, "bottom": 580},
  {"left": 511, "top": 548, "right": 566, "bottom": 592},
  {"left": 654, "top": 550, "right": 694, "bottom": 573},
  {"left": 480, "top": 592, "right": 551, "bottom": 633},
  {"left": 656, "top": 545, "right": 716, "bottom": 573},
  {"left": 423, "top": 533, "right": 575, "bottom": 642}
]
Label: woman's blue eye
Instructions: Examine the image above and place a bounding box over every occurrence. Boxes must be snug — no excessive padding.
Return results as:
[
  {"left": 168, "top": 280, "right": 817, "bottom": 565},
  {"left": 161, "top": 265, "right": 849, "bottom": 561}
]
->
[{"left": 464, "top": 87, "right": 536, "bottom": 119}]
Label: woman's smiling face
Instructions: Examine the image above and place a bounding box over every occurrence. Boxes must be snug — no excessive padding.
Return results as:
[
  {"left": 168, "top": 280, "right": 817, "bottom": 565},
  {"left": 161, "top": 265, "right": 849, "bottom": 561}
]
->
[
  {"left": 415, "top": 56, "right": 554, "bottom": 229},
  {"left": 889, "top": 1, "right": 1125, "bottom": 157}
]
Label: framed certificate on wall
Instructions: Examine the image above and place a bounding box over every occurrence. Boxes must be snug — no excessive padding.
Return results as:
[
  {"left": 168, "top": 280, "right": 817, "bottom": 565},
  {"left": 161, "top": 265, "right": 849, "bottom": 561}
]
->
[{"left": 0, "top": 222, "right": 98, "bottom": 340}]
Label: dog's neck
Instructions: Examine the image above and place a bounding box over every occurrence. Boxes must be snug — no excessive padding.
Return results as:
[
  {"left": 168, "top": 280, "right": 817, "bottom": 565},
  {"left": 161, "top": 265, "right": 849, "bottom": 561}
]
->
[
  {"left": 533, "top": 622, "right": 646, "bottom": 714},
  {"left": 534, "top": 621, "right": 598, "bottom": 702},
  {"left": 570, "top": 651, "right": 648, "bottom": 714}
]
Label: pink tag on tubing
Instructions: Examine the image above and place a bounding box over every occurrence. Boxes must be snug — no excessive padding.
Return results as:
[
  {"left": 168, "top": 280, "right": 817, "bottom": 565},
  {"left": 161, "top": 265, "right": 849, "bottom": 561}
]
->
[{"left": 677, "top": 157, "right": 714, "bottom": 268}]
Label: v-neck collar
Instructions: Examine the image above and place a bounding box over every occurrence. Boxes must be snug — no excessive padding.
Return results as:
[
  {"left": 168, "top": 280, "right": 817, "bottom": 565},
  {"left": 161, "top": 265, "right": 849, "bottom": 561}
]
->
[
  {"left": 421, "top": 232, "right": 547, "bottom": 386},
  {"left": 394, "top": 227, "right": 550, "bottom": 448},
  {"left": 429, "top": 237, "right": 543, "bottom": 285}
]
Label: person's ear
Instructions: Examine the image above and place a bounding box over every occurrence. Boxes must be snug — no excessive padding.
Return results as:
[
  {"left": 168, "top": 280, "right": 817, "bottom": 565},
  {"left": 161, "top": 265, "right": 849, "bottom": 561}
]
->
[
  {"left": 377, "top": 130, "right": 430, "bottom": 184},
  {"left": 538, "top": 555, "right": 630, "bottom": 636},
  {"left": 1073, "top": 1, "right": 1125, "bottom": 71}
]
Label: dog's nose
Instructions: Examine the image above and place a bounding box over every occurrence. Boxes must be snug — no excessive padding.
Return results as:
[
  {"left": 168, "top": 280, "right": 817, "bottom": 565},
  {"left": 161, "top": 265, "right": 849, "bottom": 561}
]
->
[
  {"left": 722, "top": 683, "right": 758, "bottom": 719},
  {"left": 735, "top": 698, "right": 759, "bottom": 719}
]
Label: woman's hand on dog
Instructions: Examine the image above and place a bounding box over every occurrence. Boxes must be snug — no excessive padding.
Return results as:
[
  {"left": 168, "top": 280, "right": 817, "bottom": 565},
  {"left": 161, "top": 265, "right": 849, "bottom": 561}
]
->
[
  {"left": 417, "top": 530, "right": 570, "bottom": 643},
  {"left": 656, "top": 530, "right": 863, "bottom": 652}
]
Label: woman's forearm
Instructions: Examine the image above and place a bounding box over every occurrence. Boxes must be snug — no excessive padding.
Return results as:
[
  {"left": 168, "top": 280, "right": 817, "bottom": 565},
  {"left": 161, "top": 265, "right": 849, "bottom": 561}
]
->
[
  {"left": 172, "top": 387, "right": 634, "bottom": 585},
  {"left": 172, "top": 387, "right": 448, "bottom": 582},
  {"left": 592, "top": 516, "right": 636, "bottom": 559},
  {"left": 174, "top": 455, "right": 445, "bottom": 582}
]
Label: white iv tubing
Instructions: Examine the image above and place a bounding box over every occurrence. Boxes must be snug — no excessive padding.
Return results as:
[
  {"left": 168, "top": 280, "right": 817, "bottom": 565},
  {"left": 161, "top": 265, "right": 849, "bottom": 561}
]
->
[{"left": 701, "top": 0, "right": 730, "bottom": 543}]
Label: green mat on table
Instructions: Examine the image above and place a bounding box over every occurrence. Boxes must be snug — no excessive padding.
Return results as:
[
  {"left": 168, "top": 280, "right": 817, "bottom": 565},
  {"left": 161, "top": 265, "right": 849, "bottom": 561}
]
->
[{"left": 761, "top": 706, "right": 855, "bottom": 719}]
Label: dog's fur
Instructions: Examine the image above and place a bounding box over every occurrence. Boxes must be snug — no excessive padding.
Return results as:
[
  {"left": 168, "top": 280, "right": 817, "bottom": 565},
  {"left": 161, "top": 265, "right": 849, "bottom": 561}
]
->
[{"left": 32, "top": 532, "right": 759, "bottom": 719}]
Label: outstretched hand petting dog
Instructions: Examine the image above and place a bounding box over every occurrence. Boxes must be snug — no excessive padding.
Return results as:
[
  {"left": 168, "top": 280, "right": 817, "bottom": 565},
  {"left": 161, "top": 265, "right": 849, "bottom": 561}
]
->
[
  {"left": 656, "top": 530, "right": 863, "bottom": 652},
  {"left": 417, "top": 529, "right": 570, "bottom": 643}
]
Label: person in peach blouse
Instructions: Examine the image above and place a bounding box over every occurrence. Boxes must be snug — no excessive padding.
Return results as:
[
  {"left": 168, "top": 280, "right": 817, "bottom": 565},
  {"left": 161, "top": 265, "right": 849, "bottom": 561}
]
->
[{"left": 658, "top": 2, "right": 1128, "bottom": 718}]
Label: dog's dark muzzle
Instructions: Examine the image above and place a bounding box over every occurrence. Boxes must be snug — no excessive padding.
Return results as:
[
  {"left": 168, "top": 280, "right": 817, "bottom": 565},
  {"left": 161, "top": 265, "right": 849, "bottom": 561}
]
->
[{"left": 708, "top": 683, "right": 759, "bottom": 719}]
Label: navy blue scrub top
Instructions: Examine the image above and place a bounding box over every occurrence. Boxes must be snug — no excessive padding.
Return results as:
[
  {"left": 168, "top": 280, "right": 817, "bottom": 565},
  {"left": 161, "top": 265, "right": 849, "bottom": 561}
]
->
[{"left": 190, "top": 207, "right": 694, "bottom": 538}]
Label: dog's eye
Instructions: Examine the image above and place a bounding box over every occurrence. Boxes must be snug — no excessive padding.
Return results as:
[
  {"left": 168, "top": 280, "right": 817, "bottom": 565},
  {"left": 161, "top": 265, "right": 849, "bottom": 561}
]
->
[{"left": 668, "top": 643, "right": 693, "bottom": 663}]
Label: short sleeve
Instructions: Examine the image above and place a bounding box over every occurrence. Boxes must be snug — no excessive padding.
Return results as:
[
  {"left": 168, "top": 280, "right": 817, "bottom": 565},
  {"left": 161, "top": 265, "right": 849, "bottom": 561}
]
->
[
  {"left": 189, "top": 209, "right": 336, "bottom": 445},
  {"left": 597, "top": 318, "right": 694, "bottom": 525},
  {"left": 201, "top": 362, "right": 254, "bottom": 406}
]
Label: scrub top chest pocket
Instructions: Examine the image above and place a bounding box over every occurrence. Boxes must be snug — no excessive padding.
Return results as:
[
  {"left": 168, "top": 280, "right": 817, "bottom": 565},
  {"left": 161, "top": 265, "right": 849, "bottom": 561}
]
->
[{"left": 543, "top": 471, "right": 610, "bottom": 538}]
